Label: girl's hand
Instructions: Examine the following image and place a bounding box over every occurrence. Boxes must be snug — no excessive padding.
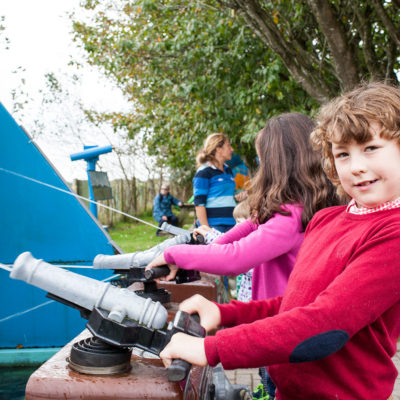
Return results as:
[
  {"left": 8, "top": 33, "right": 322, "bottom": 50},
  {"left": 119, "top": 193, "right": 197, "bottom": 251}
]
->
[
  {"left": 179, "top": 294, "right": 221, "bottom": 332},
  {"left": 193, "top": 225, "right": 212, "bottom": 239},
  {"left": 145, "top": 254, "right": 179, "bottom": 281},
  {"left": 159, "top": 333, "right": 207, "bottom": 368}
]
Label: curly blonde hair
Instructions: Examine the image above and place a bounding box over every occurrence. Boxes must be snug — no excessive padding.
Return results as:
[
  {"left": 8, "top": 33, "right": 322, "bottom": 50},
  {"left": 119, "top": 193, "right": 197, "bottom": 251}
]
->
[{"left": 311, "top": 82, "right": 400, "bottom": 195}]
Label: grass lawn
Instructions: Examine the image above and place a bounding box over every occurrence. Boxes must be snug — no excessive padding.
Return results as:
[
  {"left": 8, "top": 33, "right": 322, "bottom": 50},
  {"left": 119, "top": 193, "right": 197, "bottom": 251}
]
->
[{"left": 108, "top": 212, "right": 194, "bottom": 253}]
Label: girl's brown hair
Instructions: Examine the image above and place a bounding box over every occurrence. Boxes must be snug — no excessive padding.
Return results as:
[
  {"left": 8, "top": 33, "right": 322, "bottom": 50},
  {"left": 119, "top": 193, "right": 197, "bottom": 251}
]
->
[
  {"left": 196, "top": 133, "right": 229, "bottom": 167},
  {"left": 249, "top": 112, "right": 339, "bottom": 230},
  {"left": 311, "top": 82, "right": 400, "bottom": 195}
]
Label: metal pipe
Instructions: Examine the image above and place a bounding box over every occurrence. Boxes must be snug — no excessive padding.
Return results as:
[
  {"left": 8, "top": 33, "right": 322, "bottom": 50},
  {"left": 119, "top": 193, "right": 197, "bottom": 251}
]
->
[
  {"left": 70, "top": 145, "right": 113, "bottom": 162},
  {"left": 93, "top": 234, "right": 189, "bottom": 270},
  {"left": 10, "top": 252, "right": 167, "bottom": 329}
]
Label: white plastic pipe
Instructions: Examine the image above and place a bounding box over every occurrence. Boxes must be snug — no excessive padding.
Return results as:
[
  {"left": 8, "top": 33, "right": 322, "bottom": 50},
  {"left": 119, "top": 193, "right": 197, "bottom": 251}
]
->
[
  {"left": 10, "top": 252, "right": 167, "bottom": 329},
  {"left": 93, "top": 234, "right": 188, "bottom": 270},
  {"left": 93, "top": 253, "right": 136, "bottom": 270}
]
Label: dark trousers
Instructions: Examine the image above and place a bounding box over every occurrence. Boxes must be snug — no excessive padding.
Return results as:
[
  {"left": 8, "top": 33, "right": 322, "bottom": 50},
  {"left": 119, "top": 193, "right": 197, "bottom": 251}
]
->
[
  {"left": 260, "top": 367, "right": 276, "bottom": 399},
  {"left": 156, "top": 215, "right": 178, "bottom": 235}
]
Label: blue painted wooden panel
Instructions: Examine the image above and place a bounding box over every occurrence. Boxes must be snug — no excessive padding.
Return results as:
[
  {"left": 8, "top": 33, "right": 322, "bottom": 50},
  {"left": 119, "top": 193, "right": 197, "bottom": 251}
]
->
[{"left": 0, "top": 102, "right": 123, "bottom": 347}]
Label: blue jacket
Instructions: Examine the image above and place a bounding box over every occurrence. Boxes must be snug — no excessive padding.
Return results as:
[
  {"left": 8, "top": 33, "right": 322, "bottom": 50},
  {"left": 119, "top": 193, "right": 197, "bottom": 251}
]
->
[{"left": 153, "top": 193, "right": 182, "bottom": 223}]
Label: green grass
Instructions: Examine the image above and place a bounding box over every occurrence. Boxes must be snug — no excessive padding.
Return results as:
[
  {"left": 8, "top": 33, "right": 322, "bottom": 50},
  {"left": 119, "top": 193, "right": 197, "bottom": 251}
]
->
[
  {"left": 109, "top": 219, "right": 165, "bottom": 253},
  {"left": 108, "top": 212, "right": 194, "bottom": 253}
]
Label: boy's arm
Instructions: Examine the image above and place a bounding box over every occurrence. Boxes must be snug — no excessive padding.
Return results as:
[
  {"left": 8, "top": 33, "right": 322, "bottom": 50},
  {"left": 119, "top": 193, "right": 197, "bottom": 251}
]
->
[
  {"left": 159, "top": 296, "right": 283, "bottom": 368},
  {"left": 216, "top": 296, "right": 283, "bottom": 327},
  {"left": 204, "top": 222, "right": 400, "bottom": 369}
]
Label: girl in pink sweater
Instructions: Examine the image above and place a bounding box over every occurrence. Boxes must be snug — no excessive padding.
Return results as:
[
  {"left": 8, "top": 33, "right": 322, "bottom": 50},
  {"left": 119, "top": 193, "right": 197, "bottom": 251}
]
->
[{"left": 147, "top": 113, "right": 338, "bottom": 301}]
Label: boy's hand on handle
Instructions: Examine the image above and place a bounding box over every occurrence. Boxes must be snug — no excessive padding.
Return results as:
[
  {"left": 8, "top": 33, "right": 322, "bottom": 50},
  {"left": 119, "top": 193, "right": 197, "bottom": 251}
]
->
[
  {"left": 145, "top": 254, "right": 179, "bottom": 281},
  {"left": 179, "top": 294, "right": 221, "bottom": 332},
  {"left": 160, "top": 332, "right": 207, "bottom": 368}
]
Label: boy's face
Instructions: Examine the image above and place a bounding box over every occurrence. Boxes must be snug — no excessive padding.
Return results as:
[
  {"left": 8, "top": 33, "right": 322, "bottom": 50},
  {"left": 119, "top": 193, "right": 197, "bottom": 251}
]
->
[{"left": 332, "top": 123, "right": 400, "bottom": 208}]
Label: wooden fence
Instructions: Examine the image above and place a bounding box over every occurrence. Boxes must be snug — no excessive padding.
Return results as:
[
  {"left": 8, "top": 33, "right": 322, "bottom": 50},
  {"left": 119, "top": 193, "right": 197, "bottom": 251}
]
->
[{"left": 72, "top": 178, "right": 193, "bottom": 227}]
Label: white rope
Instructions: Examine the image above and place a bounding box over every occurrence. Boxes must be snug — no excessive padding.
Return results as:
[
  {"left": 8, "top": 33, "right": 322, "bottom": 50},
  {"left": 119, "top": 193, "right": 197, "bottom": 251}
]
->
[
  {"left": 0, "top": 300, "right": 54, "bottom": 323},
  {"left": 0, "top": 167, "right": 161, "bottom": 230},
  {"left": 0, "top": 273, "right": 120, "bottom": 323},
  {"left": 0, "top": 168, "right": 159, "bottom": 322},
  {"left": 0, "top": 264, "right": 12, "bottom": 272}
]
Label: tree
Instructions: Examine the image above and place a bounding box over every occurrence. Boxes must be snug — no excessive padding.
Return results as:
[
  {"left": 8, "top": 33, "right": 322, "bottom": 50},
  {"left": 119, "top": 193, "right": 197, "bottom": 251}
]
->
[
  {"left": 0, "top": 16, "right": 9, "bottom": 50},
  {"left": 219, "top": 0, "right": 400, "bottom": 103},
  {"left": 72, "top": 0, "right": 317, "bottom": 176}
]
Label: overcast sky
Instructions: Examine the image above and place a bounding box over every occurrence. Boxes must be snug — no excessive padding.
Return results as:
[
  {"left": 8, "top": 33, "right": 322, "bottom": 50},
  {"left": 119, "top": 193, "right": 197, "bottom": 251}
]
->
[{"left": 0, "top": 0, "right": 142, "bottom": 182}]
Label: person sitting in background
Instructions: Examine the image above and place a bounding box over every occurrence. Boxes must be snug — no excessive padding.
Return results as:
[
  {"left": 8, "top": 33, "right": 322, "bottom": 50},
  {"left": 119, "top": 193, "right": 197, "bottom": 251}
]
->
[{"left": 152, "top": 183, "right": 183, "bottom": 236}]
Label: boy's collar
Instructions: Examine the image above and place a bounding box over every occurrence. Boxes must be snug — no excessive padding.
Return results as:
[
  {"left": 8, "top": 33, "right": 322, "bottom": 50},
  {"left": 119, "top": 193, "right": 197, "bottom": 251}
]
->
[{"left": 346, "top": 197, "right": 400, "bottom": 215}]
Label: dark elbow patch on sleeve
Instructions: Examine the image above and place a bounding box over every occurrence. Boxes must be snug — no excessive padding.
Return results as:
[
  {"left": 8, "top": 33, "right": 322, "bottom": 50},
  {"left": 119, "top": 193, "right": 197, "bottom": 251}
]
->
[{"left": 289, "top": 330, "right": 349, "bottom": 363}]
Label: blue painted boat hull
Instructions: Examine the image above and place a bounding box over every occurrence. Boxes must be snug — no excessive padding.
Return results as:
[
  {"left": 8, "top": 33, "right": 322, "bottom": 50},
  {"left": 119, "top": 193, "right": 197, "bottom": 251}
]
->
[{"left": 0, "top": 102, "right": 122, "bottom": 348}]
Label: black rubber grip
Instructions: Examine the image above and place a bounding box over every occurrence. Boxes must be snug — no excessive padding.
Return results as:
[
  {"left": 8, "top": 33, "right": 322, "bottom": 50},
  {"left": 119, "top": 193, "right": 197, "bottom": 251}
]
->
[
  {"left": 195, "top": 234, "right": 205, "bottom": 244},
  {"left": 144, "top": 265, "right": 170, "bottom": 280},
  {"left": 190, "top": 313, "right": 200, "bottom": 324},
  {"left": 167, "top": 359, "right": 191, "bottom": 382}
]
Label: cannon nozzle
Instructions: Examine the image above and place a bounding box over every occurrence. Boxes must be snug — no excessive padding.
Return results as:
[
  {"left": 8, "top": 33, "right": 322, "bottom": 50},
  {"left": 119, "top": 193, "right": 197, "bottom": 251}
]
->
[{"left": 10, "top": 252, "right": 168, "bottom": 329}]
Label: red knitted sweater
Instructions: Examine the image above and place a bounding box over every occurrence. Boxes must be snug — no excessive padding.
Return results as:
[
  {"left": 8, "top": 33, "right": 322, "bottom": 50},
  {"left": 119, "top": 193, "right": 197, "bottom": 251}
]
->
[{"left": 205, "top": 206, "right": 400, "bottom": 399}]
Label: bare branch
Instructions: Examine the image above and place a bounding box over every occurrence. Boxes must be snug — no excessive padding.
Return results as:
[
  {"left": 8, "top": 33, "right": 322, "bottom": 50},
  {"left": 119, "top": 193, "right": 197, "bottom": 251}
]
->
[
  {"left": 384, "top": 39, "right": 398, "bottom": 83},
  {"left": 306, "top": 0, "right": 360, "bottom": 90},
  {"left": 351, "top": 2, "right": 385, "bottom": 79},
  {"left": 231, "top": 0, "right": 335, "bottom": 103}
]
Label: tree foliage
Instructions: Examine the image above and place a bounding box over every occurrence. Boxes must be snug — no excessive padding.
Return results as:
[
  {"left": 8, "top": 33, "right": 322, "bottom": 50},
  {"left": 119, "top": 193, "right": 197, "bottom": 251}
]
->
[
  {"left": 72, "top": 0, "right": 317, "bottom": 176},
  {"left": 0, "top": 16, "right": 10, "bottom": 50},
  {"left": 222, "top": 0, "right": 400, "bottom": 103}
]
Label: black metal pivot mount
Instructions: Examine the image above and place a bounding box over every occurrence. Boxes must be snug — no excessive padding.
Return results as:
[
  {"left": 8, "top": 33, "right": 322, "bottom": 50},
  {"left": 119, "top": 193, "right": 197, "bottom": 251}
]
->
[
  {"left": 111, "top": 265, "right": 201, "bottom": 304},
  {"left": 68, "top": 336, "right": 132, "bottom": 375},
  {"left": 83, "top": 307, "right": 205, "bottom": 382}
]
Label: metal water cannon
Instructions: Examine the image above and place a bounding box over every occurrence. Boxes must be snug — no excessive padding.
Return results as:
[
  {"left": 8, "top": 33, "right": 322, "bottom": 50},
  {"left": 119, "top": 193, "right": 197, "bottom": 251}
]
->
[
  {"left": 92, "top": 222, "right": 204, "bottom": 295},
  {"left": 70, "top": 145, "right": 113, "bottom": 218},
  {"left": 93, "top": 223, "right": 204, "bottom": 269},
  {"left": 10, "top": 252, "right": 205, "bottom": 381}
]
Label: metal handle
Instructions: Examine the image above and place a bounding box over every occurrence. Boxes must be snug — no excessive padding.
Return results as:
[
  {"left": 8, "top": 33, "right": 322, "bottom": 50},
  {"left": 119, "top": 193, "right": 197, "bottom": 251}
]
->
[
  {"left": 165, "top": 313, "right": 202, "bottom": 381},
  {"left": 167, "top": 358, "right": 191, "bottom": 382},
  {"left": 144, "top": 265, "right": 170, "bottom": 280}
]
